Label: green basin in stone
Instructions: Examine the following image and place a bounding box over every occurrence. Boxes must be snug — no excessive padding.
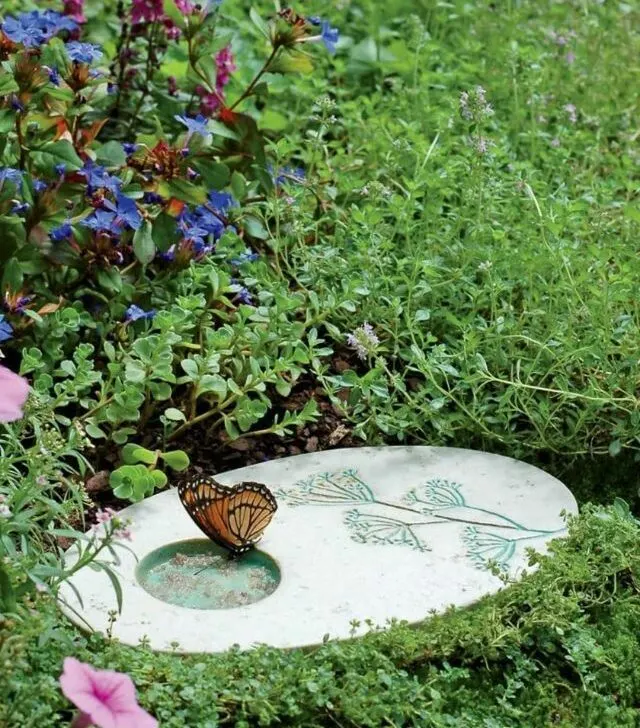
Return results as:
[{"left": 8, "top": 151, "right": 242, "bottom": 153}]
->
[{"left": 136, "top": 539, "right": 281, "bottom": 610}]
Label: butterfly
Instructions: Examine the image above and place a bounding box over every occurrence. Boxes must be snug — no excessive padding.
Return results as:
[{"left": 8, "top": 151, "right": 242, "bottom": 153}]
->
[{"left": 178, "top": 476, "right": 277, "bottom": 556}]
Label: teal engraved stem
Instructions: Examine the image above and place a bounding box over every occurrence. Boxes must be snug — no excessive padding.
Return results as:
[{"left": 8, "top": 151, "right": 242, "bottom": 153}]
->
[
  {"left": 373, "top": 499, "right": 523, "bottom": 531},
  {"left": 509, "top": 528, "right": 566, "bottom": 542},
  {"left": 399, "top": 496, "right": 559, "bottom": 535}
]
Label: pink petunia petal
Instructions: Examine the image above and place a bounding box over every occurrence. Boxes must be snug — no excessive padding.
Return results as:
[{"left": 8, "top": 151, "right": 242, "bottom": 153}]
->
[
  {"left": 0, "top": 365, "right": 29, "bottom": 423},
  {"left": 60, "top": 659, "right": 158, "bottom": 728},
  {"left": 88, "top": 668, "right": 137, "bottom": 710},
  {"left": 111, "top": 707, "right": 158, "bottom": 728},
  {"left": 60, "top": 658, "right": 94, "bottom": 701}
]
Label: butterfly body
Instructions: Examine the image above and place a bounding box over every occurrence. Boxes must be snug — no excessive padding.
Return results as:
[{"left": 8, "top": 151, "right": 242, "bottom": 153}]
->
[{"left": 178, "top": 477, "right": 277, "bottom": 556}]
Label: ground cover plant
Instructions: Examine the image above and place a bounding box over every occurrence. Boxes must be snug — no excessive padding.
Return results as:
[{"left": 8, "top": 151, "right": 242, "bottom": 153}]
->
[{"left": 1, "top": 0, "right": 640, "bottom": 725}]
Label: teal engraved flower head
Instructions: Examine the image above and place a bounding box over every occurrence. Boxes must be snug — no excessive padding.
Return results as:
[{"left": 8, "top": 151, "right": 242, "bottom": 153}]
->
[
  {"left": 403, "top": 479, "right": 466, "bottom": 512},
  {"left": 277, "top": 469, "right": 375, "bottom": 506},
  {"left": 344, "top": 510, "right": 429, "bottom": 552}
]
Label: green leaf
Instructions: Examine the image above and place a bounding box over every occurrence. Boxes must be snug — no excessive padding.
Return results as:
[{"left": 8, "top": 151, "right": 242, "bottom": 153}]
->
[
  {"left": 151, "top": 212, "right": 179, "bottom": 253},
  {"left": 151, "top": 470, "right": 168, "bottom": 488},
  {"left": 250, "top": 7, "right": 270, "bottom": 38},
  {"left": 270, "top": 49, "right": 314, "bottom": 75},
  {"left": 243, "top": 216, "right": 268, "bottom": 240},
  {"left": 1, "top": 257, "right": 24, "bottom": 293},
  {"left": 198, "top": 374, "right": 227, "bottom": 398},
  {"left": 122, "top": 443, "right": 157, "bottom": 465},
  {"left": 230, "top": 171, "right": 247, "bottom": 201},
  {"left": 32, "top": 141, "right": 83, "bottom": 172},
  {"left": 159, "top": 178, "right": 207, "bottom": 205},
  {"left": 608, "top": 439, "right": 622, "bottom": 457},
  {"left": 224, "top": 417, "right": 241, "bottom": 440},
  {"left": 132, "top": 221, "right": 156, "bottom": 266},
  {"left": 97, "top": 563, "right": 123, "bottom": 613},
  {"left": 85, "top": 423, "right": 107, "bottom": 439},
  {"left": 95, "top": 141, "right": 127, "bottom": 168},
  {"left": 0, "top": 564, "right": 17, "bottom": 613},
  {"left": 0, "top": 217, "right": 26, "bottom": 264},
  {"left": 0, "top": 73, "right": 19, "bottom": 96},
  {"left": 164, "top": 407, "right": 186, "bottom": 422},
  {"left": 191, "top": 160, "right": 230, "bottom": 190},
  {"left": 160, "top": 450, "right": 190, "bottom": 471}
]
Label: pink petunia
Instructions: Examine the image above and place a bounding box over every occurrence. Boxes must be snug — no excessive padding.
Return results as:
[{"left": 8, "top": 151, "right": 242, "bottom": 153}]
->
[
  {"left": 60, "top": 658, "right": 158, "bottom": 728},
  {"left": 0, "top": 365, "right": 29, "bottom": 423}
]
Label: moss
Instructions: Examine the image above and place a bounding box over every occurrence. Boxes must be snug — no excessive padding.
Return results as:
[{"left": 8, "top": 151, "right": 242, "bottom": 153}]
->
[{"left": 2, "top": 506, "right": 640, "bottom": 727}]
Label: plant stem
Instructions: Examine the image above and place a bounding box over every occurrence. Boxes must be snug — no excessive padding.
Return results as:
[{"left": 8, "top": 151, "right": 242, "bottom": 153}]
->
[{"left": 229, "top": 46, "right": 280, "bottom": 111}]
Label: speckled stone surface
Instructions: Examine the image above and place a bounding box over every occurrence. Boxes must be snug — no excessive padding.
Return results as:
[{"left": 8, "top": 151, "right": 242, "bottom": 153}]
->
[{"left": 59, "top": 446, "right": 578, "bottom": 653}]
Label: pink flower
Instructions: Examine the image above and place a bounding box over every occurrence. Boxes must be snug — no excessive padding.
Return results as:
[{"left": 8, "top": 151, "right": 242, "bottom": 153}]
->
[
  {"left": 63, "top": 0, "right": 86, "bottom": 23},
  {"left": 215, "top": 46, "right": 236, "bottom": 91},
  {"left": 94, "top": 508, "right": 117, "bottom": 525},
  {"left": 0, "top": 365, "right": 29, "bottom": 423},
  {"left": 60, "top": 658, "right": 157, "bottom": 728},
  {"left": 131, "top": 0, "right": 164, "bottom": 25},
  {"left": 174, "top": 0, "right": 195, "bottom": 12}
]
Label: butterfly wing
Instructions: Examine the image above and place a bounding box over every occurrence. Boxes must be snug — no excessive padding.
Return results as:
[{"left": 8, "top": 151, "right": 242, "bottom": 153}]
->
[
  {"left": 227, "top": 482, "right": 278, "bottom": 548},
  {"left": 178, "top": 477, "right": 277, "bottom": 555}
]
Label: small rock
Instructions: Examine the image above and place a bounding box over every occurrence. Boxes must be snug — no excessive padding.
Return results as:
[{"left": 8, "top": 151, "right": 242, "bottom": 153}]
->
[
  {"left": 305, "top": 436, "right": 319, "bottom": 452},
  {"left": 229, "top": 438, "right": 251, "bottom": 451},
  {"left": 328, "top": 424, "right": 350, "bottom": 446},
  {"left": 85, "top": 470, "right": 110, "bottom": 494}
]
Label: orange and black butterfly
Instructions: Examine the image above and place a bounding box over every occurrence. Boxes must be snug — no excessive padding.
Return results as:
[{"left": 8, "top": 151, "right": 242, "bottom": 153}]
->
[{"left": 178, "top": 476, "right": 277, "bottom": 555}]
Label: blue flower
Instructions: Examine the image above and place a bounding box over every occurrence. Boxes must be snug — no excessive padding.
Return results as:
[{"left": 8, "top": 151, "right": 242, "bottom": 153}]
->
[
  {"left": 1, "top": 10, "right": 77, "bottom": 48},
  {"left": 67, "top": 41, "right": 103, "bottom": 64},
  {"left": 320, "top": 20, "right": 339, "bottom": 54},
  {"left": 66, "top": 40, "right": 102, "bottom": 63},
  {"left": 161, "top": 245, "right": 176, "bottom": 262},
  {"left": 80, "top": 161, "right": 122, "bottom": 196},
  {"left": 125, "top": 305, "right": 156, "bottom": 322},
  {"left": 271, "top": 165, "right": 305, "bottom": 187},
  {"left": 11, "top": 202, "right": 30, "bottom": 215},
  {"left": 80, "top": 209, "right": 122, "bottom": 235},
  {"left": 143, "top": 192, "right": 164, "bottom": 205},
  {"left": 50, "top": 221, "right": 73, "bottom": 242},
  {"left": 47, "top": 66, "right": 60, "bottom": 86},
  {"left": 208, "top": 190, "right": 237, "bottom": 213},
  {"left": 175, "top": 114, "right": 211, "bottom": 140},
  {"left": 235, "top": 287, "right": 253, "bottom": 305},
  {"left": 103, "top": 195, "right": 142, "bottom": 230},
  {"left": 231, "top": 249, "right": 259, "bottom": 266},
  {"left": 192, "top": 240, "right": 213, "bottom": 256},
  {"left": 308, "top": 16, "right": 322, "bottom": 26},
  {"left": 194, "top": 207, "right": 225, "bottom": 239},
  {"left": 33, "top": 180, "right": 48, "bottom": 194},
  {"left": 55, "top": 164, "right": 66, "bottom": 178},
  {"left": 122, "top": 143, "right": 138, "bottom": 156},
  {"left": 0, "top": 315, "right": 13, "bottom": 343},
  {"left": 0, "top": 168, "right": 23, "bottom": 187}
]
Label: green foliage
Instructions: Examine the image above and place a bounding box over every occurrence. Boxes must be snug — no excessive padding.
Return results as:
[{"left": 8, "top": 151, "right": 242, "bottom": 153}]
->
[
  {"left": 2, "top": 506, "right": 640, "bottom": 726},
  {"left": 110, "top": 443, "right": 188, "bottom": 502}
]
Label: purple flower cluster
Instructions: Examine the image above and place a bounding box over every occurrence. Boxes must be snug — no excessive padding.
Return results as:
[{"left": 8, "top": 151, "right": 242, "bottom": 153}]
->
[{"left": 347, "top": 322, "right": 380, "bottom": 360}]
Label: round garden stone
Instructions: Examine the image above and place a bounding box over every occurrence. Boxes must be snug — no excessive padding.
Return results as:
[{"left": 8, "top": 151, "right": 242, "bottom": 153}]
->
[{"left": 59, "top": 446, "right": 578, "bottom": 653}]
